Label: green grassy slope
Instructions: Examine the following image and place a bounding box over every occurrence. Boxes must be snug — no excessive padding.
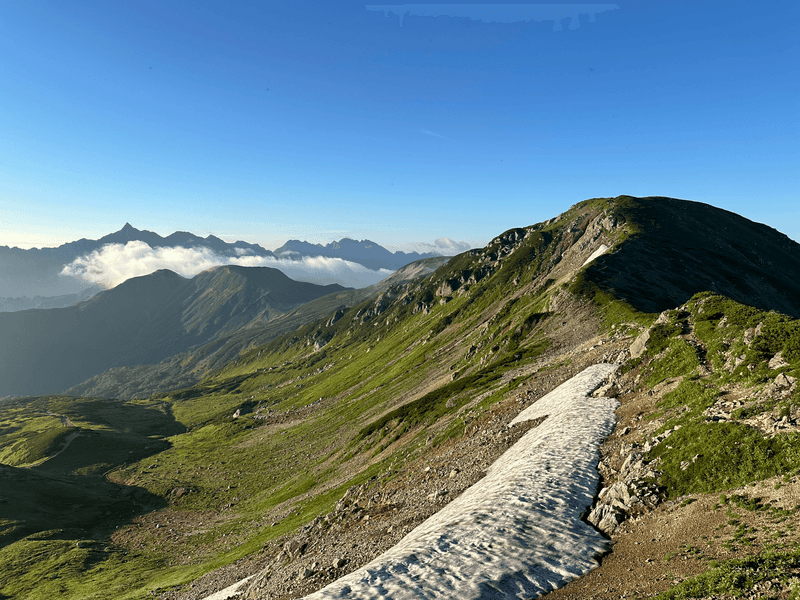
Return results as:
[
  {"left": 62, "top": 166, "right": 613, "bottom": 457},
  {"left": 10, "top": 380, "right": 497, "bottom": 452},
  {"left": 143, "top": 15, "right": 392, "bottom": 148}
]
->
[
  {"left": 4, "top": 196, "right": 800, "bottom": 599},
  {"left": 65, "top": 257, "right": 450, "bottom": 400},
  {"left": 0, "top": 266, "right": 346, "bottom": 397}
]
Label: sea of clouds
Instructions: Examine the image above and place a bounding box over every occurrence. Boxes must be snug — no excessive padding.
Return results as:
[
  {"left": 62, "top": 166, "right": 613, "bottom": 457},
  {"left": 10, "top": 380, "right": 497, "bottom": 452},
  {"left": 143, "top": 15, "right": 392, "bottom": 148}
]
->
[
  {"left": 60, "top": 241, "right": 394, "bottom": 289},
  {"left": 393, "top": 237, "right": 474, "bottom": 255}
]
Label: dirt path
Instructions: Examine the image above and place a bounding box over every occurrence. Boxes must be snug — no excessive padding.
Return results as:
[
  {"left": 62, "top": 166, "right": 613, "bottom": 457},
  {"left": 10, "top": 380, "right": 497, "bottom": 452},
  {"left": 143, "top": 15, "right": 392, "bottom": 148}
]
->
[{"left": 48, "top": 430, "right": 81, "bottom": 460}]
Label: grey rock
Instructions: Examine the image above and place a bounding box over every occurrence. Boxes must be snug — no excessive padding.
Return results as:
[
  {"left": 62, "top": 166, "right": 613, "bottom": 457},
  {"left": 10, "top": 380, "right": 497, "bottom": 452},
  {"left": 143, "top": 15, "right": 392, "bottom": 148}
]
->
[
  {"left": 593, "top": 382, "right": 619, "bottom": 398},
  {"left": 655, "top": 311, "right": 671, "bottom": 325},
  {"left": 769, "top": 351, "right": 789, "bottom": 369},
  {"left": 630, "top": 330, "right": 651, "bottom": 359},
  {"left": 436, "top": 279, "right": 460, "bottom": 297},
  {"left": 588, "top": 504, "right": 625, "bottom": 535},
  {"left": 605, "top": 481, "right": 632, "bottom": 508},
  {"left": 326, "top": 308, "right": 347, "bottom": 327},
  {"left": 284, "top": 539, "right": 307, "bottom": 560}
]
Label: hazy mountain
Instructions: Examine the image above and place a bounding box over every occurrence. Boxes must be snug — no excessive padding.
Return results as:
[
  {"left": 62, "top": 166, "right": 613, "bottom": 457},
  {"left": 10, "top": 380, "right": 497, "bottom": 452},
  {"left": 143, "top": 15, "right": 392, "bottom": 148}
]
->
[
  {"left": 0, "top": 265, "right": 345, "bottom": 397},
  {"left": 65, "top": 256, "right": 449, "bottom": 399},
  {"left": 5, "top": 197, "right": 800, "bottom": 600},
  {"left": 0, "top": 223, "right": 273, "bottom": 298},
  {"left": 0, "top": 284, "right": 104, "bottom": 312},
  {"left": 0, "top": 224, "right": 448, "bottom": 298},
  {"left": 274, "top": 238, "right": 439, "bottom": 270}
]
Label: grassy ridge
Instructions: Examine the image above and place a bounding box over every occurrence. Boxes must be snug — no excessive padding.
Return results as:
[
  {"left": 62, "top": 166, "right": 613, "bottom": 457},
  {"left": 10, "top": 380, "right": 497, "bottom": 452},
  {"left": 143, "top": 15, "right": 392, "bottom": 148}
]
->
[
  {"left": 5, "top": 197, "right": 800, "bottom": 598},
  {"left": 1, "top": 202, "right": 580, "bottom": 598}
]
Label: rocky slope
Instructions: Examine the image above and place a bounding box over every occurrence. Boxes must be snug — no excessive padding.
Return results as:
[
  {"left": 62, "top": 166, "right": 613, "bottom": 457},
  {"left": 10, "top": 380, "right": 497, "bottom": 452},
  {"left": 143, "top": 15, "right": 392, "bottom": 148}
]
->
[{"left": 3, "top": 196, "right": 800, "bottom": 600}]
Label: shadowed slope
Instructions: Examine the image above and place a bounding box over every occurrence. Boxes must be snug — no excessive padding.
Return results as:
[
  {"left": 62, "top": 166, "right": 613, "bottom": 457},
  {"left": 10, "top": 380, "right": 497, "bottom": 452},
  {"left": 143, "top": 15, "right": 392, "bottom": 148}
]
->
[
  {"left": 576, "top": 196, "right": 800, "bottom": 317},
  {"left": 0, "top": 267, "right": 345, "bottom": 397}
]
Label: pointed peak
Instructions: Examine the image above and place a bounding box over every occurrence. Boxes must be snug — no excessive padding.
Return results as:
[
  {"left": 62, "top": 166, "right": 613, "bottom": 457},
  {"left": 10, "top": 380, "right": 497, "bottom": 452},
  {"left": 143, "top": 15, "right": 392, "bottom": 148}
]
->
[{"left": 121, "top": 222, "right": 135, "bottom": 231}]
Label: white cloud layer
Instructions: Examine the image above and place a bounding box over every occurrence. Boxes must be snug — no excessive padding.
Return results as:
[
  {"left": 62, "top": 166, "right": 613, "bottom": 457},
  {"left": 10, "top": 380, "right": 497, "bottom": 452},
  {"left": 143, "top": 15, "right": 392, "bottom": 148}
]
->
[
  {"left": 393, "top": 237, "right": 475, "bottom": 256},
  {"left": 60, "top": 242, "right": 393, "bottom": 289}
]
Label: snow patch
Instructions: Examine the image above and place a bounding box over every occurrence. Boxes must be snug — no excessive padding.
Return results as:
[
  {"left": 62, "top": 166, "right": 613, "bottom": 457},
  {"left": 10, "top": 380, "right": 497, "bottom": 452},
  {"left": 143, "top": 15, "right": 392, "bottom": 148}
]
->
[
  {"left": 581, "top": 244, "right": 609, "bottom": 267},
  {"left": 202, "top": 576, "right": 253, "bottom": 600},
  {"left": 301, "top": 363, "right": 619, "bottom": 599}
]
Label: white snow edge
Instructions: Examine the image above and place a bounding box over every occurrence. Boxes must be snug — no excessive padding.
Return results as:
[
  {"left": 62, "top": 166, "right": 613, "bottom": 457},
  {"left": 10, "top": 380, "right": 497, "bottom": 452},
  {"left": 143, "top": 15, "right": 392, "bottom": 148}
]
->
[
  {"left": 581, "top": 244, "right": 609, "bottom": 267},
  {"left": 202, "top": 576, "right": 253, "bottom": 600},
  {"left": 296, "top": 363, "right": 620, "bottom": 599}
]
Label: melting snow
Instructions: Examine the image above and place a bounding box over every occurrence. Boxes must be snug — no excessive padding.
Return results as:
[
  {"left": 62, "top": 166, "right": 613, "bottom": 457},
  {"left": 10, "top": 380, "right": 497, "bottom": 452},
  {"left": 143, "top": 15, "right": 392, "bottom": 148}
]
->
[
  {"left": 302, "top": 363, "right": 619, "bottom": 599},
  {"left": 581, "top": 244, "right": 609, "bottom": 267},
  {"left": 201, "top": 576, "right": 253, "bottom": 600}
]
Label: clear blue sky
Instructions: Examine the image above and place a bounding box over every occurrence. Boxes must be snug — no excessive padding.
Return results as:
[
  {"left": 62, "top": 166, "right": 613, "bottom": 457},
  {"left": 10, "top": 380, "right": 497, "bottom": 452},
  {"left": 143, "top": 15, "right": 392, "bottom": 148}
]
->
[{"left": 1, "top": 1, "right": 798, "bottom": 251}]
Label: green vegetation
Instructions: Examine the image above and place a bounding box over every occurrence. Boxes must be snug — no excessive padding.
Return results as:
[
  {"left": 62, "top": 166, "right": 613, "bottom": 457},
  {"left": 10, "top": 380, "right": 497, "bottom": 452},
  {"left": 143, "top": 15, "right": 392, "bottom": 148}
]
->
[
  {"left": 568, "top": 271, "right": 656, "bottom": 330},
  {"left": 645, "top": 339, "right": 700, "bottom": 387},
  {"left": 651, "top": 425, "right": 800, "bottom": 497},
  {"left": 650, "top": 380, "right": 719, "bottom": 431},
  {"left": 632, "top": 293, "right": 800, "bottom": 502},
  {"left": 6, "top": 198, "right": 800, "bottom": 599},
  {"left": 0, "top": 203, "right": 576, "bottom": 598},
  {"left": 656, "top": 549, "right": 800, "bottom": 599}
]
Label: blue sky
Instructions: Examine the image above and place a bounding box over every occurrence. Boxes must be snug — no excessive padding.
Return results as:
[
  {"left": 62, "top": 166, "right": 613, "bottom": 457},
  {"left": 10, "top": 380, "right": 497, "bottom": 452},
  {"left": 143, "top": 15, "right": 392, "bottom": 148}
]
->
[{"left": 1, "top": 1, "right": 798, "bottom": 251}]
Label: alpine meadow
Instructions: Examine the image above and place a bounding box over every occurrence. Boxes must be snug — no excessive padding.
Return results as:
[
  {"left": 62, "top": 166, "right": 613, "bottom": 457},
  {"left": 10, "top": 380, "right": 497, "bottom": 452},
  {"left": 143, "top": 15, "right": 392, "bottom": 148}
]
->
[{"left": 3, "top": 196, "right": 800, "bottom": 599}]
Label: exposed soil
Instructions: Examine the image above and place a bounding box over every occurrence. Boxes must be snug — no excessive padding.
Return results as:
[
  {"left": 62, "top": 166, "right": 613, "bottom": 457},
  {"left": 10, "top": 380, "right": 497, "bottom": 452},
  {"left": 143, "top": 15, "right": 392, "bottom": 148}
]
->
[
  {"left": 546, "top": 475, "right": 800, "bottom": 599},
  {"left": 158, "top": 340, "right": 626, "bottom": 600},
  {"left": 158, "top": 306, "right": 800, "bottom": 600}
]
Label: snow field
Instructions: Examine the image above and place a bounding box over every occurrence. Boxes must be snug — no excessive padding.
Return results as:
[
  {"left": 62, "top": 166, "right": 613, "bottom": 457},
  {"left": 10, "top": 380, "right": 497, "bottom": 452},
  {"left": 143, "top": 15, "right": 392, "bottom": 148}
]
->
[{"left": 302, "top": 363, "right": 619, "bottom": 599}]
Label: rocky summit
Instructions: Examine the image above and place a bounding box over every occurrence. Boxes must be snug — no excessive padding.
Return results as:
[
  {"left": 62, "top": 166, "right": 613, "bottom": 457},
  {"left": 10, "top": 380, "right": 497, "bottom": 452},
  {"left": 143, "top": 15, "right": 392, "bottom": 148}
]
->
[{"left": 2, "top": 196, "right": 800, "bottom": 600}]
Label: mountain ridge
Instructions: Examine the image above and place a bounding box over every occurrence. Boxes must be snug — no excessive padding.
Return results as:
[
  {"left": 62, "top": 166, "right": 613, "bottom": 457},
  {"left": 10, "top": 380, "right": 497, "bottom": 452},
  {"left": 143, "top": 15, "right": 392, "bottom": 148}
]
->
[
  {"left": 0, "top": 224, "right": 452, "bottom": 298},
  {"left": 0, "top": 265, "right": 346, "bottom": 397},
  {"left": 64, "top": 257, "right": 450, "bottom": 399},
  {"left": 4, "top": 196, "right": 800, "bottom": 600},
  {"left": 274, "top": 238, "right": 439, "bottom": 271}
]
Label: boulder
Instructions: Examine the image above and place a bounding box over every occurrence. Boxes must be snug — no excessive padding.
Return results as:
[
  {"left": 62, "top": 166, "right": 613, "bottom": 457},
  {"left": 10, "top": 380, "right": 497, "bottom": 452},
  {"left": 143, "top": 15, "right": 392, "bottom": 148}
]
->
[
  {"left": 284, "top": 538, "right": 307, "bottom": 560},
  {"left": 592, "top": 382, "right": 619, "bottom": 398},
  {"left": 588, "top": 504, "right": 624, "bottom": 535},
  {"left": 630, "top": 330, "right": 650, "bottom": 359},
  {"left": 769, "top": 351, "right": 789, "bottom": 369},
  {"left": 436, "top": 279, "right": 461, "bottom": 297}
]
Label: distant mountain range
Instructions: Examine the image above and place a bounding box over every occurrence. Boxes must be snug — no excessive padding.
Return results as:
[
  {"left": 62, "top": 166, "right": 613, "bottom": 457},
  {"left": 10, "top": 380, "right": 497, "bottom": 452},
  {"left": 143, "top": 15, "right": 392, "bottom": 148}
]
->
[
  {"left": 65, "top": 256, "right": 449, "bottom": 399},
  {"left": 0, "top": 285, "right": 104, "bottom": 312},
  {"left": 5, "top": 197, "right": 800, "bottom": 600},
  {"left": 0, "top": 265, "right": 346, "bottom": 397},
  {"left": 273, "top": 238, "right": 437, "bottom": 271},
  {"left": 0, "top": 223, "right": 444, "bottom": 300}
]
